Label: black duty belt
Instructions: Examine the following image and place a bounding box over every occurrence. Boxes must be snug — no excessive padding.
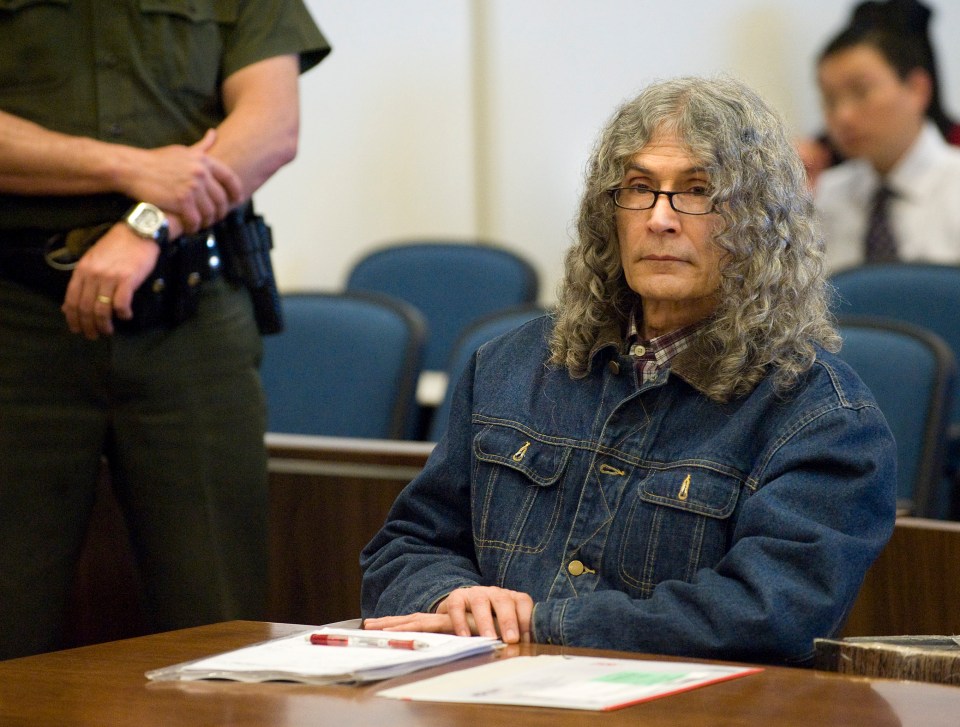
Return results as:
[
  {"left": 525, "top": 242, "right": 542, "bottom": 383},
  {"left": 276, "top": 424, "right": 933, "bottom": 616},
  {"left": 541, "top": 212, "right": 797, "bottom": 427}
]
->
[
  {"left": 0, "top": 225, "right": 222, "bottom": 332},
  {"left": 2, "top": 202, "right": 281, "bottom": 335}
]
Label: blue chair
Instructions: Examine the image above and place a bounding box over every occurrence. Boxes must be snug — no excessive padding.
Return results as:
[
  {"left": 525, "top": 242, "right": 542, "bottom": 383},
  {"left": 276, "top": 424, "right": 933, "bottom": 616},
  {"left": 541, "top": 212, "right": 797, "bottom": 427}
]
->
[
  {"left": 260, "top": 292, "right": 425, "bottom": 439},
  {"left": 345, "top": 242, "right": 539, "bottom": 372},
  {"left": 836, "top": 316, "right": 956, "bottom": 519},
  {"left": 427, "top": 305, "right": 548, "bottom": 442},
  {"left": 831, "top": 263, "right": 960, "bottom": 516}
]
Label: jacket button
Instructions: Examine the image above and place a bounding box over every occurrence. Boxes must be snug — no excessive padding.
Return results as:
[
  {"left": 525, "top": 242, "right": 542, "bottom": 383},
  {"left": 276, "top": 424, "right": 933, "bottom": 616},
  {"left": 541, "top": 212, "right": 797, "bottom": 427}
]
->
[
  {"left": 568, "top": 560, "right": 585, "bottom": 576},
  {"left": 607, "top": 360, "right": 620, "bottom": 375}
]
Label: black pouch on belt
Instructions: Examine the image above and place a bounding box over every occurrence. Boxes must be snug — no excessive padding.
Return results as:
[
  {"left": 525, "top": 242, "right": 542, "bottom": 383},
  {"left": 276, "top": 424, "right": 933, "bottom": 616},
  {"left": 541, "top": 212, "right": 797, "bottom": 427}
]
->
[
  {"left": 115, "top": 232, "right": 210, "bottom": 334},
  {"left": 3, "top": 224, "right": 213, "bottom": 333}
]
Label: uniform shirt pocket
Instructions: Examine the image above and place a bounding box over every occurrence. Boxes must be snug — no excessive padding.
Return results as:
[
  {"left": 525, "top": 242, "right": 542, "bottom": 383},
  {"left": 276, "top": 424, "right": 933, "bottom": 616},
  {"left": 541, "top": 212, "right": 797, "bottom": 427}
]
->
[
  {"left": 138, "top": 0, "right": 239, "bottom": 97},
  {"left": 0, "top": 0, "right": 72, "bottom": 92}
]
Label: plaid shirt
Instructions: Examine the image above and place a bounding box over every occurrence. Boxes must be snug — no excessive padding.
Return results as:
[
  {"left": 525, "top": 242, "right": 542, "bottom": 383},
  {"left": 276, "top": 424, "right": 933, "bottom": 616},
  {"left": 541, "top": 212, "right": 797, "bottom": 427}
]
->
[{"left": 625, "top": 308, "right": 705, "bottom": 385}]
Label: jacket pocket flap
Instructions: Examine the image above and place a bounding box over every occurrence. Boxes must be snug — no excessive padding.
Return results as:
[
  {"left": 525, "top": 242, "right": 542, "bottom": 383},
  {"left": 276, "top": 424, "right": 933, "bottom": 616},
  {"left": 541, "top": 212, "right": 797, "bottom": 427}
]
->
[
  {"left": 640, "top": 467, "right": 741, "bottom": 518},
  {"left": 474, "top": 427, "right": 570, "bottom": 486}
]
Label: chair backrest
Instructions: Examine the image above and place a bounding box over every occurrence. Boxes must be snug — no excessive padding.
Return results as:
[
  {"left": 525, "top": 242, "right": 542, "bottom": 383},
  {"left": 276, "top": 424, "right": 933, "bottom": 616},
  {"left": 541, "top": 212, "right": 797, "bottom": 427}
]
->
[
  {"left": 260, "top": 292, "right": 425, "bottom": 439},
  {"left": 830, "top": 264, "right": 960, "bottom": 426},
  {"left": 427, "top": 305, "right": 547, "bottom": 442},
  {"left": 345, "top": 241, "right": 539, "bottom": 371},
  {"left": 836, "top": 316, "right": 956, "bottom": 518}
]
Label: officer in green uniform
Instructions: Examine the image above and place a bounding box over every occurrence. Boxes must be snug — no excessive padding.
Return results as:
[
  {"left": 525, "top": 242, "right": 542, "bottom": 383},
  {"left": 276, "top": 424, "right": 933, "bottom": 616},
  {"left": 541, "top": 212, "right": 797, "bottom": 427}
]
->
[{"left": 0, "top": 1, "right": 330, "bottom": 659}]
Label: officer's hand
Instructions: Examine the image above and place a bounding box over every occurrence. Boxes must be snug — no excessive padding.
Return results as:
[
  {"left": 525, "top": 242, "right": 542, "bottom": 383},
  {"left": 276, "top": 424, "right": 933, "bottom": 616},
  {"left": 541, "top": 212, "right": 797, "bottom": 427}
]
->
[
  {"left": 61, "top": 224, "right": 161, "bottom": 339},
  {"left": 125, "top": 129, "right": 243, "bottom": 232}
]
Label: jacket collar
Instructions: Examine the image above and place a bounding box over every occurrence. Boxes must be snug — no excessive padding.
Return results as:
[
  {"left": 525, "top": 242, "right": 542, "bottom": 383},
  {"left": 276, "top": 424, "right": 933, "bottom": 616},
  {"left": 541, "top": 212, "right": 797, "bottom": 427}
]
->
[{"left": 585, "top": 318, "right": 744, "bottom": 398}]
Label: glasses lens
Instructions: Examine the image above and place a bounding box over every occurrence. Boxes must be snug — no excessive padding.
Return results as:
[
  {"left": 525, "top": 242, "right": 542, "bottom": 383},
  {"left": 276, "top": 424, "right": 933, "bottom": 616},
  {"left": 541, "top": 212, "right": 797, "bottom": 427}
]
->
[
  {"left": 672, "top": 193, "right": 713, "bottom": 215},
  {"left": 615, "top": 188, "right": 655, "bottom": 210}
]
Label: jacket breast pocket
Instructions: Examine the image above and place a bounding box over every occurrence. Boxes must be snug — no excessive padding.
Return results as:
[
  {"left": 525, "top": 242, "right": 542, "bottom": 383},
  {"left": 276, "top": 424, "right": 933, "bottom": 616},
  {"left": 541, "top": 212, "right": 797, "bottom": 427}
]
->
[
  {"left": 138, "top": 0, "right": 239, "bottom": 97},
  {"left": 616, "top": 465, "right": 743, "bottom": 597},
  {"left": 472, "top": 426, "right": 571, "bottom": 555}
]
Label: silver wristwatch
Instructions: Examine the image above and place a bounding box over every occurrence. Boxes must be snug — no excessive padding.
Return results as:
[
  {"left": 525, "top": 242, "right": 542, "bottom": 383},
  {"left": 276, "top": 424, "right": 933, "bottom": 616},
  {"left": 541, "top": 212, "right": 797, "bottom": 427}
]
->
[{"left": 124, "top": 202, "right": 169, "bottom": 244}]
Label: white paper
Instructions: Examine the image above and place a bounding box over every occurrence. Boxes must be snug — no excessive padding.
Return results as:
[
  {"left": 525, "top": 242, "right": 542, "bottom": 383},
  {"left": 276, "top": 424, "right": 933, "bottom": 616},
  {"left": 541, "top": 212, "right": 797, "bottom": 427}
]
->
[
  {"left": 376, "top": 655, "right": 762, "bottom": 711},
  {"left": 145, "top": 627, "right": 500, "bottom": 685}
]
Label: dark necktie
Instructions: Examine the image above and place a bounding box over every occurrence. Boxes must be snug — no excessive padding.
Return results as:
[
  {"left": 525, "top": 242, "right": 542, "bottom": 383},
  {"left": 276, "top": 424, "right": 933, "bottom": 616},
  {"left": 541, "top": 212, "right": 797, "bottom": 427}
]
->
[{"left": 864, "top": 184, "right": 899, "bottom": 263}]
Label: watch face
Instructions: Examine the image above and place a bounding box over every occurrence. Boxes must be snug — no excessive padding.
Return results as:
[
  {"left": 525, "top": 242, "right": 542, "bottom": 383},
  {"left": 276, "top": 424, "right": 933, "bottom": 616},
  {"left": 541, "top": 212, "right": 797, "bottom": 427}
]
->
[
  {"left": 127, "top": 202, "right": 167, "bottom": 238},
  {"left": 135, "top": 207, "right": 161, "bottom": 230}
]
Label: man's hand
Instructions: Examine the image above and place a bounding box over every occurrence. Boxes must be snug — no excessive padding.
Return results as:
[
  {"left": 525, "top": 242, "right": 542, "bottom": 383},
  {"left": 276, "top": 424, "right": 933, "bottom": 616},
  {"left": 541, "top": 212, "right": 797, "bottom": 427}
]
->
[
  {"left": 363, "top": 586, "right": 534, "bottom": 644},
  {"left": 362, "top": 612, "right": 463, "bottom": 635},
  {"left": 439, "top": 586, "right": 533, "bottom": 643},
  {"left": 795, "top": 136, "right": 833, "bottom": 190},
  {"left": 124, "top": 129, "right": 243, "bottom": 232},
  {"left": 61, "top": 224, "right": 161, "bottom": 339}
]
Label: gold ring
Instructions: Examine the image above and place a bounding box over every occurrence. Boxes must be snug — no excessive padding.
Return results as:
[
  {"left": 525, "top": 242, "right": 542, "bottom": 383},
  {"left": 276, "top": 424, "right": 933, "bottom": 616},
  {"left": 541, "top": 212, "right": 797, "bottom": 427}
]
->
[{"left": 96, "top": 295, "right": 112, "bottom": 305}]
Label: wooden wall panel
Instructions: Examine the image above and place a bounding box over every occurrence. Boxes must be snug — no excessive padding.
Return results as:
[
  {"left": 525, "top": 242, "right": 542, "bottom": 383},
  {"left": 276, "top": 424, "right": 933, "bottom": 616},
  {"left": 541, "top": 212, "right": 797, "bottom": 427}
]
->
[{"left": 842, "top": 517, "right": 960, "bottom": 637}]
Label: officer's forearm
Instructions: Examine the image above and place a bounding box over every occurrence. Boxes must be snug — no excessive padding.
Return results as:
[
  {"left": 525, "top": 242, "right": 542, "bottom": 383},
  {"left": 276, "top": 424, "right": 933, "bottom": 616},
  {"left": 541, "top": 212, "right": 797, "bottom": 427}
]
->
[
  {"left": 209, "top": 54, "right": 301, "bottom": 203},
  {"left": 0, "top": 108, "right": 139, "bottom": 196}
]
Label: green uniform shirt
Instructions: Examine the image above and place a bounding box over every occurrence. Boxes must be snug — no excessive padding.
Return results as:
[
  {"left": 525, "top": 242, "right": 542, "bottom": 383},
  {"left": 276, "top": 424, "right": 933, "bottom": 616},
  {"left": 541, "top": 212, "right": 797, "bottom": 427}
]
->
[{"left": 0, "top": 0, "right": 329, "bottom": 230}]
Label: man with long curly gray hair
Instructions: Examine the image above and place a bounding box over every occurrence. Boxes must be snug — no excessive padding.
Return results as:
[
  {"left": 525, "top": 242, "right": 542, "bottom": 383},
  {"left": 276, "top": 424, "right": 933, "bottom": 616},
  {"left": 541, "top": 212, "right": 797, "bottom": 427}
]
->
[
  {"left": 552, "top": 75, "right": 841, "bottom": 402},
  {"left": 361, "top": 76, "right": 896, "bottom": 666}
]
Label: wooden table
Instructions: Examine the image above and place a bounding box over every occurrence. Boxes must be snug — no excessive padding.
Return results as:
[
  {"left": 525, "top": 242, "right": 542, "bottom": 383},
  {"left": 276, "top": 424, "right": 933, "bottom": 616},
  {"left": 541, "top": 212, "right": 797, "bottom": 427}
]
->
[{"left": 2, "top": 621, "right": 958, "bottom": 726}]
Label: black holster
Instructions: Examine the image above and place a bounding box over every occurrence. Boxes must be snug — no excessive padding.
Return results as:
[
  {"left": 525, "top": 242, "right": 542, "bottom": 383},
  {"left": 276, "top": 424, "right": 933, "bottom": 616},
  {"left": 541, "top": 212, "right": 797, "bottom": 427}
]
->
[{"left": 214, "top": 204, "right": 284, "bottom": 335}]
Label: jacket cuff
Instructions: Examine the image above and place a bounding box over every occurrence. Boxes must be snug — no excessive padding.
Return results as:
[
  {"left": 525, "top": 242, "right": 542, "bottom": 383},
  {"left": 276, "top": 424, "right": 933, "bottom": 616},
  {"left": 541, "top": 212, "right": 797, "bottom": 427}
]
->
[{"left": 531, "top": 597, "right": 568, "bottom": 645}]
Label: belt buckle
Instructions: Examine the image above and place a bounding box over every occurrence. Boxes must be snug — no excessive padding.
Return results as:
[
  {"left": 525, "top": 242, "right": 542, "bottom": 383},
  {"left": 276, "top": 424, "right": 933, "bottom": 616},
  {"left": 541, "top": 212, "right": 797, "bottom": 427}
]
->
[{"left": 43, "top": 223, "right": 113, "bottom": 271}]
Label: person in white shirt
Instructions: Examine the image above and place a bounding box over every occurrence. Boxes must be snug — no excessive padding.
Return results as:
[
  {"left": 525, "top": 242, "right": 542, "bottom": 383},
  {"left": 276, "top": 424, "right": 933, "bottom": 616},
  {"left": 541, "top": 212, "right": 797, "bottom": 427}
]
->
[{"left": 814, "top": 24, "right": 960, "bottom": 272}]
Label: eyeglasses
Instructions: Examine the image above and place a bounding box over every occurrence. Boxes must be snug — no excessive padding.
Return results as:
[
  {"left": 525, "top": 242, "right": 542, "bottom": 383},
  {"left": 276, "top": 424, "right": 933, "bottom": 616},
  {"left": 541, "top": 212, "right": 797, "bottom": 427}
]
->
[{"left": 607, "top": 186, "right": 714, "bottom": 215}]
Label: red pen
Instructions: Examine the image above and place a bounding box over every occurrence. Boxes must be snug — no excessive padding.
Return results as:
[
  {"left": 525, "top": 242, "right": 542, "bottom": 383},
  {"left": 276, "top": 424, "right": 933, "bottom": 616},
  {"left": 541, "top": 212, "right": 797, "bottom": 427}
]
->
[{"left": 309, "top": 633, "right": 429, "bottom": 650}]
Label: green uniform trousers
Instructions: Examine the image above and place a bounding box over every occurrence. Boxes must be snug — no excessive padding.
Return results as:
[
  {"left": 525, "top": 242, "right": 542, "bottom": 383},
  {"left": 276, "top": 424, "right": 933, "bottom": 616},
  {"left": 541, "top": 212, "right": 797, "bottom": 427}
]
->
[{"left": 0, "top": 276, "right": 268, "bottom": 659}]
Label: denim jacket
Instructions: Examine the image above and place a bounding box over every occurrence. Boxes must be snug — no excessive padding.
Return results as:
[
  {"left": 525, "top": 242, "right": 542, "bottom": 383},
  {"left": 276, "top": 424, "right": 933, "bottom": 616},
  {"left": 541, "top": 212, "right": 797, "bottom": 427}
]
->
[{"left": 360, "top": 316, "right": 897, "bottom": 665}]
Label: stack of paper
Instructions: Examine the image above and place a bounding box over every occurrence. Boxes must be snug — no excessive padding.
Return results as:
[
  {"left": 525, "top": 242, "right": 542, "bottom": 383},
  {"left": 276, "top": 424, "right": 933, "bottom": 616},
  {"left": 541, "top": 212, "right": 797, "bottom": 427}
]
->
[{"left": 145, "top": 627, "right": 500, "bottom": 685}]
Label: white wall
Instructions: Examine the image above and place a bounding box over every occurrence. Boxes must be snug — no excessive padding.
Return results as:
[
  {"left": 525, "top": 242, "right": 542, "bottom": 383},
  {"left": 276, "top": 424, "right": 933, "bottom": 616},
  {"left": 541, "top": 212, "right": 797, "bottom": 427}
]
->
[
  {"left": 257, "top": 0, "right": 960, "bottom": 303},
  {"left": 257, "top": 1, "right": 478, "bottom": 292}
]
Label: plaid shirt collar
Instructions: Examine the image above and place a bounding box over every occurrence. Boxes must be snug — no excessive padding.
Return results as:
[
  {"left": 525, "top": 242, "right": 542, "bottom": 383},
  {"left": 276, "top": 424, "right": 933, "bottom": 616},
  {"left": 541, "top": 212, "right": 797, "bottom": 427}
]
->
[{"left": 625, "top": 307, "right": 706, "bottom": 385}]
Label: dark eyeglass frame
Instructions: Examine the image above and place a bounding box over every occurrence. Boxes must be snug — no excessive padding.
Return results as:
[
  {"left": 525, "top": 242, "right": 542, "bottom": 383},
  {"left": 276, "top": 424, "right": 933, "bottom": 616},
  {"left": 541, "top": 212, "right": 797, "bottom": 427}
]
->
[{"left": 607, "top": 186, "right": 714, "bottom": 215}]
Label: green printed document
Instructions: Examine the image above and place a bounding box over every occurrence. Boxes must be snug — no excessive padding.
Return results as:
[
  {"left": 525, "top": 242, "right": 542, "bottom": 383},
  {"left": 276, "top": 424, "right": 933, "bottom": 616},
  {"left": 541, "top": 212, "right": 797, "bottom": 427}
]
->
[{"left": 377, "top": 655, "right": 762, "bottom": 711}]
